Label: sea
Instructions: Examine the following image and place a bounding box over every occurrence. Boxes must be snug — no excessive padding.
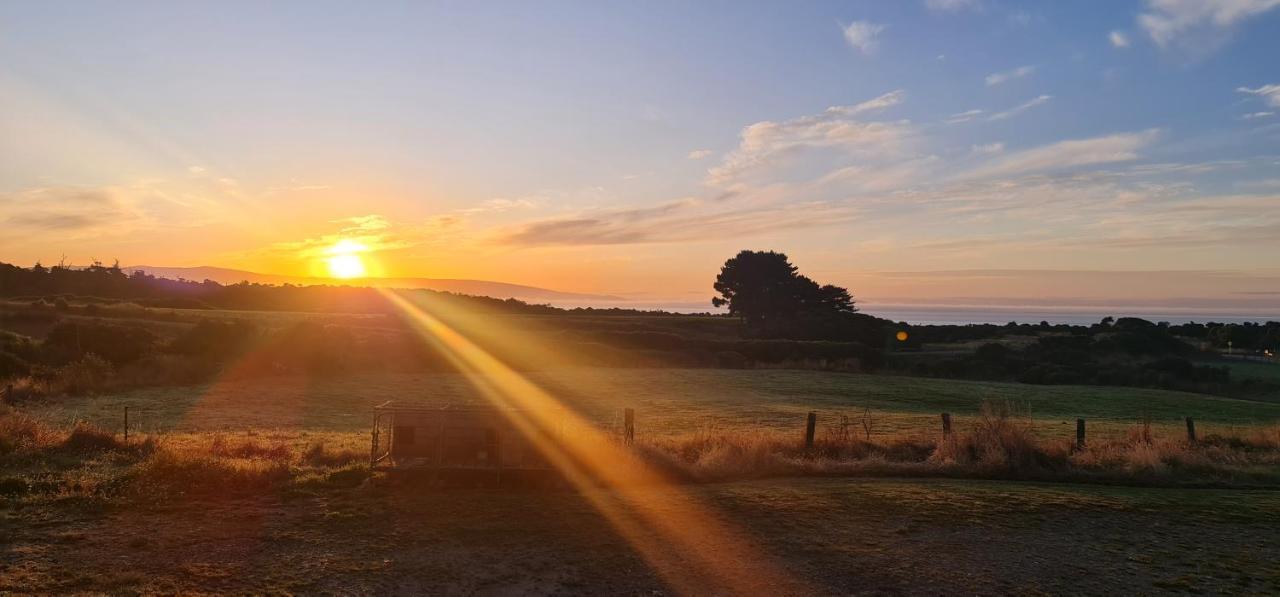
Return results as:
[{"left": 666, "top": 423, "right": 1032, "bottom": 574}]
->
[{"left": 549, "top": 300, "right": 1280, "bottom": 325}]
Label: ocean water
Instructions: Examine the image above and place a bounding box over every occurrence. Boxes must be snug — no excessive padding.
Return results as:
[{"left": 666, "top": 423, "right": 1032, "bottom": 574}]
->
[
  {"left": 549, "top": 300, "right": 1279, "bottom": 325},
  {"left": 860, "top": 306, "right": 1280, "bottom": 326}
]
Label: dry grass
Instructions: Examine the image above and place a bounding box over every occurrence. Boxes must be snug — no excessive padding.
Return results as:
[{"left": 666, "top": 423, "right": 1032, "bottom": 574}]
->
[
  {"left": 0, "top": 406, "right": 370, "bottom": 501},
  {"left": 3, "top": 400, "right": 1279, "bottom": 503},
  {"left": 637, "top": 402, "right": 1280, "bottom": 486}
]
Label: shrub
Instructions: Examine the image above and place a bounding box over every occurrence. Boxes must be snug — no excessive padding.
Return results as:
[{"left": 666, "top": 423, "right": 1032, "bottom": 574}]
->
[
  {"left": 301, "top": 441, "right": 363, "bottom": 467},
  {"left": 168, "top": 319, "right": 259, "bottom": 360},
  {"left": 931, "top": 401, "right": 1060, "bottom": 474},
  {"left": 61, "top": 422, "right": 129, "bottom": 454},
  {"left": 0, "top": 409, "right": 58, "bottom": 455},
  {"left": 128, "top": 449, "right": 291, "bottom": 497},
  {"left": 43, "top": 322, "right": 157, "bottom": 366},
  {"left": 57, "top": 353, "right": 114, "bottom": 395}
]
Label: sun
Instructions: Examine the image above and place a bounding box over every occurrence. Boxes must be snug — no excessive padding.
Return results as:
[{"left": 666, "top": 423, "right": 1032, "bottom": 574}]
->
[{"left": 327, "top": 252, "right": 367, "bottom": 279}]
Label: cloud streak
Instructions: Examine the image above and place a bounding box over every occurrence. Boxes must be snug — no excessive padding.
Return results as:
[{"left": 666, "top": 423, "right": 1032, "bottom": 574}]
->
[
  {"left": 1238, "top": 83, "right": 1280, "bottom": 107},
  {"left": 987, "top": 95, "right": 1051, "bottom": 121},
  {"left": 985, "top": 65, "right": 1036, "bottom": 86},
  {"left": 961, "top": 129, "right": 1161, "bottom": 179},
  {"left": 1139, "top": 0, "right": 1280, "bottom": 50}
]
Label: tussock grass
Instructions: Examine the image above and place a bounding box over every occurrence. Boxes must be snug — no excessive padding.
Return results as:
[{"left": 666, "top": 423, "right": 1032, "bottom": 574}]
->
[
  {"left": 636, "top": 403, "right": 1280, "bottom": 486},
  {"left": 4, "top": 401, "right": 1279, "bottom": 503},
  {"left": 0, "top": 406, "right": 369, "bottom": 501}
]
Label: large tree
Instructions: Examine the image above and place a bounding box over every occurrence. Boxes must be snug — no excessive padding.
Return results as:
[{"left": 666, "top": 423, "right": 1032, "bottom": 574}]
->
[{"left": 712, "top": 250, "right": 856, "bottom": 327}]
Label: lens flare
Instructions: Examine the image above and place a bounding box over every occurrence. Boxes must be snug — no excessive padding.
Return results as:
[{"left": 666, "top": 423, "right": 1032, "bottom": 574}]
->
[
  {"left": 376, "top": 288, "right": 805, "bottom": 595},
  {"left": 326, "top": 253, "right": 366, "bottom": 278}
]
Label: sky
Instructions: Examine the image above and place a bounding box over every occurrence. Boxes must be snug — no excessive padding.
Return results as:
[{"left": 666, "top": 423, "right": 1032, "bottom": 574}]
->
[{"left": 2, "top": 0, "right": 1280, "bottom": 311}]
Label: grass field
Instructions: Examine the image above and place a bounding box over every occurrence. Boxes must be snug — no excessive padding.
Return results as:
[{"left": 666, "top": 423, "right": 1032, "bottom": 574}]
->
[
  {"left": 6, "top": 366, "right": 1280, "bottom": 593},
  {"left": 1225, "top": 359, "right": 1280, "bottom": 384},
  {"left": 31, "top": 368, "right": 1280, "bottom": 442},
  {"left": 4, "top": 477, "right": 1278, "bottom": 594}
]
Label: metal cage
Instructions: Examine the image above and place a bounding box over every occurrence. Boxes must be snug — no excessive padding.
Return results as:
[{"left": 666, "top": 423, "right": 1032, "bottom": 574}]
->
[{"left": 370, "top": 402, "right": 555, "bottom": 475}]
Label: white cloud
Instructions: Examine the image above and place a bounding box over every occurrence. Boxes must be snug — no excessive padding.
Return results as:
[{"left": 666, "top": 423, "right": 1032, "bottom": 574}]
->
[
  {"left": 925, "top": 0, "right": 981, "bottom": 12},
  {"left": 707, "top": 91, "right": 913, "bottom": 187},
  {"left": 687, "top": 149, "right": 713, "bottom": 160},
  {"left": 987, "top": 95, "right": 1052, "bottom": 121},
  {"left": 1109, "top": 30, "right": 1131, "bottom": 47},
  {"left": 842, "top": 21, "right": 886, "bottom": 55},
  {"left": 827, "top": 89, "right": 906, "bottom": 116},
  {"left": 1139, "top": 0, "right": 1280, "bottom": 49},
  {"left": 187, "top": 166, "right": 206, "bottom": 174},
  {"left": 1243, "top": 111, "right": 1275, "bottom": 119},
  {"left": 970, "top": 142, "right": 1005, "bottom": 154},
  {"left": 963, "top": 129, "right": 1161, "bottom": 179},
  {"left": 985, "top": 66, "right": 1036, "bottom": 87},
  {"left": 1238, "top": 84, "right": 1280, "bottom": 107},
  {"left": 946, "top": 109, "right": 985, "bottom": 124}
]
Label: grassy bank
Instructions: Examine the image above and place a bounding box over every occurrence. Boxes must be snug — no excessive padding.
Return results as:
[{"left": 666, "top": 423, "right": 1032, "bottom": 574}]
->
[{"left": 26, "top": 369, "right": 1280, "bottom": 442}]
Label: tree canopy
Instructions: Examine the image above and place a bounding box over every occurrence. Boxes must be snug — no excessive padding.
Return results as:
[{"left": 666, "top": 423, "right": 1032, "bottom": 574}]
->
[{"left": 712, "top": 250, "right": 856, "bottom": 328}]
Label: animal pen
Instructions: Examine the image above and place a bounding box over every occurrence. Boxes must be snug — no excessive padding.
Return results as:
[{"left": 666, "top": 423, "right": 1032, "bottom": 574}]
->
[{"left": 369, "top": 402, "right": 554, "bottom": 479}]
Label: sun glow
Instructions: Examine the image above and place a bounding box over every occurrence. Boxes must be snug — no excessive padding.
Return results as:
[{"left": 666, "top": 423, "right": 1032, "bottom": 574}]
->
[
  {"left": 327, "top": 254, "right": 366, "bottom": 278},
  {"left": 325, "top": 240, "right": 369, "bottom": 279}
]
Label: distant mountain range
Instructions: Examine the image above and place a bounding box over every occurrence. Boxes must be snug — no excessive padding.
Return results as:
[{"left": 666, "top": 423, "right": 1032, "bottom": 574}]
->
[{"left": 123, "top": 265, "right": 625, "bottom": 303}]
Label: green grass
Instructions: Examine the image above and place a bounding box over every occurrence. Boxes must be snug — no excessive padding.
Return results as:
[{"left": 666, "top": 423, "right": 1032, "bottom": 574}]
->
[
  {"left": 30, "top": 368, "right": 1280, "bottom": 441},
  {"left": 1225, "top": 360, "right": 1280, "bottom": 384}
]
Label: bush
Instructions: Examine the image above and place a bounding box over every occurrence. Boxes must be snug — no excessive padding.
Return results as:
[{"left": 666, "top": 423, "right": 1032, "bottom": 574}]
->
[
  {"left": 0, "top": 409, "right": 58, "bottom": 455},
  {"left": 43, "top": 322, "right": 157, "bottom": 366},
  {"left": 168, "top": 319, "right": 259, "bottom": 360},
  {"left": 61, "top": 422, "right": 129, "bottom": 454},
  {"left": 302, "top": 441, "right": 363, "bottom": 467},
  {"left": 57, "top": 353, "right": 114, "bottom": 395}
]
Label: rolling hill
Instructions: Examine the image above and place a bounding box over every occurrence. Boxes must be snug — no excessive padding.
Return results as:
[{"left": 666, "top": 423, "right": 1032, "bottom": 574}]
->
[{"left": 123, "top": 265, "right": 624, "bottom": 303}]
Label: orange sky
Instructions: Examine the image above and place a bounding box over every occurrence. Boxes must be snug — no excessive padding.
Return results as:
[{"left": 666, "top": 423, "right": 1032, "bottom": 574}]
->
[{"left": 3, "top": 3, "right": 1280, "bottom": 310}]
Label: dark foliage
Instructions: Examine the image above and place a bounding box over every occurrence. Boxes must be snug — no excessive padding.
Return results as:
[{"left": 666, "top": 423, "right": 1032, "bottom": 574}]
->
[{"left": 43, "top": 322, "right": 157, "bottom": 366}]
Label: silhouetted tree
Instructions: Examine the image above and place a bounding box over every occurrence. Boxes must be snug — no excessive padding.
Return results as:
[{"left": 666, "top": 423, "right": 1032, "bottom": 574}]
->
[
  {"left": 712, "top": 250, "right": 857, "bottom": 329},
  {"left": 712, "top": 250, "right": 801, "bottom": 325}
]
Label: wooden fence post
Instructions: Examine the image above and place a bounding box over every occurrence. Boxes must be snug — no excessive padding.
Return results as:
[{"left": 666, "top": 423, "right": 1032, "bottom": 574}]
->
[
  {"left": 940, "top": 413, "right": 952, "bottom": 438},
  {"left": 624, "top": 408, "right": 635, "bottom": 445},
  {"left": 804, "top": 412, "right": 817, "bottom": 450},
  {"left": 1076, "top": 418, "right": 1086, "bottom": 450},
  {"left": 1185, "top": 417, "right": 1196, "bottom": 444}
]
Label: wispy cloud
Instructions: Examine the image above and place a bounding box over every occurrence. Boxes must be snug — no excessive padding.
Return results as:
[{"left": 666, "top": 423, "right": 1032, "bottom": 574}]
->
[
  {"left": 985, "top": 65, "right": 1036, "bottom": 87},
  {"left": 1243, "top": 111, "right": 1275, "bottom": 119},
  {"left": 828, "top": 89, "right": 906, "bottom": 115},
  {"left": 0, "top": 186, "right": 157, "bottom": 238},
  {"left": 946, "top": 109, "right": 985, "bottom": 124},
  {"left": 987, "top": 95, "right": 1051, "bottom": 121},
  {"left": 1139, "top": 0, "right": 1280, "bottom": 51},
  {"left": 1109, "top": 30, "right": 1131, "bottom": 47},
  {"left": 687, "top": 149, "right": 713, "bottom": 160},
  {"left": 496, "top": 199, "right": 859, "bottom": 246},
  {"left": 707, "top": 90, "right": 913, "bottom": 187},
  {"left": 842, "top": 21, "right": 886, "bottom": 55},
  {"left": 1238, "top": 83, "right": 1280, "bottom": 107},
  {"left": 962, "top": 129, "right": 1160, "bottom": 179},
  {"left": 925, "top": 0, "right": 981, "bottom": 13}
]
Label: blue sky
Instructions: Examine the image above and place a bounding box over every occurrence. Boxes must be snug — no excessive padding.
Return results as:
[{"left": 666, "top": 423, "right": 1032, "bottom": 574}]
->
[{"left": 2, "top": 1, "right": 1279, "bottom": 308}]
